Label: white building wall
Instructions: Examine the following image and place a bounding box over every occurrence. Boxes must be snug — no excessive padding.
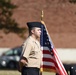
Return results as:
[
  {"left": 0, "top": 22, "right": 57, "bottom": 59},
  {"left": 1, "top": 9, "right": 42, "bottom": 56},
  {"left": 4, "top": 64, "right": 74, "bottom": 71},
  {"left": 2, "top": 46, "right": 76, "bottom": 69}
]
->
[{"left": 0, "top": 48, "right": 76, "bottom": 64}]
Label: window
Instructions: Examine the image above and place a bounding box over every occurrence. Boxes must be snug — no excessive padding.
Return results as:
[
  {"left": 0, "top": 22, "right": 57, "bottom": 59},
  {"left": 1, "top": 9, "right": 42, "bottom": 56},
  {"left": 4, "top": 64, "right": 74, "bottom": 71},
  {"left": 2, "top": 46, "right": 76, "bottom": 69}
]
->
[
  {"left": 5, "top": 50, "right": 13, "bottom": 56},
  {"left": 13, "top": 47, "right": 22, "bottom": 56}
]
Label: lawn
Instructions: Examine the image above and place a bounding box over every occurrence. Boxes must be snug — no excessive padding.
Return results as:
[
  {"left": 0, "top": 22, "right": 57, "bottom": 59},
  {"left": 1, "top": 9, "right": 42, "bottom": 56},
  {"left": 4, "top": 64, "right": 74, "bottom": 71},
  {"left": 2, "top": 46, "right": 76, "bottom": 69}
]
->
[{"left": 0, "top": 70, "right": 55, "bottom": 75}]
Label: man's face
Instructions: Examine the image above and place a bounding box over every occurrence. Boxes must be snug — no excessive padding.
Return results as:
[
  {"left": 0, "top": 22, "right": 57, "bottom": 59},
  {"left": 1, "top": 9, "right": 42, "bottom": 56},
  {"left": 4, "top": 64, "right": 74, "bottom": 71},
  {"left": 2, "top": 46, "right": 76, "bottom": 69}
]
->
[{"left": 32, "top": 27, "right": 41, "bottom": 38}]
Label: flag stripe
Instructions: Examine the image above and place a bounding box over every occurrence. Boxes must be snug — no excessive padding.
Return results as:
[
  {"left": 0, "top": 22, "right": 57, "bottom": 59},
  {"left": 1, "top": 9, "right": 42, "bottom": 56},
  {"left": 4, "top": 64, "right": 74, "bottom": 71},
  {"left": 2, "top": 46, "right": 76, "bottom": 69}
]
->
[
  {"left": 43, "top": 65, "right": 56, "bottom": 69},
  {"left": 43, "top": 61, "right": 55, "bottom": 66},
  {"left": 43, "top": 54, "right": 54, "bottom": 59},
  {"left": 43, "top": 58, "right": 55, "bottom": 63}
]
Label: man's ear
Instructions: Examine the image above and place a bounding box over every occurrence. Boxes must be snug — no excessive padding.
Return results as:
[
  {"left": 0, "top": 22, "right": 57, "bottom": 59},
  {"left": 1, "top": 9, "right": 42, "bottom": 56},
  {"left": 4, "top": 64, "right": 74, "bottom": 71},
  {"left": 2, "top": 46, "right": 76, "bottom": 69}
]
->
[{"left": 31, "top": 29, "right": 34, "bottom": 34}]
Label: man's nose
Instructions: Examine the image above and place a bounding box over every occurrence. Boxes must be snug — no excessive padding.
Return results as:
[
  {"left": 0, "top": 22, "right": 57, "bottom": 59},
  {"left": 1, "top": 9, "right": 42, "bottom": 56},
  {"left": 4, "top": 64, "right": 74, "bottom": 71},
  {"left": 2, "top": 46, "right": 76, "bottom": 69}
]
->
[{"left": 40, "top": 31, "right": 41, "bottom": 34}]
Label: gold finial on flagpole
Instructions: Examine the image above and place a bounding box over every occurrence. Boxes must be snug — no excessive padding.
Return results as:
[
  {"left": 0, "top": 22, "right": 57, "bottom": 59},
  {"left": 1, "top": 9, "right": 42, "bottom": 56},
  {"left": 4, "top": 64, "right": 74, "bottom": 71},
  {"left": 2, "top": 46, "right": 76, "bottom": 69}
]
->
[
  {"left": 41, "top": 10, "right": 45, "bottom": 25},
  {"left": 41, "top": 10, "right": 44, "bottom": 21}
]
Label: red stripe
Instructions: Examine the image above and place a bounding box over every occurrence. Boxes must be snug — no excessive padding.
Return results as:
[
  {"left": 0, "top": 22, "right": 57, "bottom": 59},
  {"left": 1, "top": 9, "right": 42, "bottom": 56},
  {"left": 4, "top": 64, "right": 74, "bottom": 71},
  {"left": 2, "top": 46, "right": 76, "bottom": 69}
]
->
[
  {"left": 42, "top": 65, "right": 56, "bottom": 70},
  {"left": 43, "top": 50, "right": 51, "bottom": 54},
  {"left": 43, "top": 58, "right": 55, "bottom": 64}
]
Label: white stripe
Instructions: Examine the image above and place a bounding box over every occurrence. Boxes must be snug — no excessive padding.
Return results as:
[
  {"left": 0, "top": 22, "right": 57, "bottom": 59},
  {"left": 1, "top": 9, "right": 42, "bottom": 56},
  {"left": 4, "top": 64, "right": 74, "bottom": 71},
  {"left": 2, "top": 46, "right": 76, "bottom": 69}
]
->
[
  {"left": 41, "top": 47, "right": 49, "bottom": 50},
  {"left": 43, "top": 61, "right": 55, "bottom": 67},
  {"left": 43, "top": 54, "right": 54, "bottom": 59}
]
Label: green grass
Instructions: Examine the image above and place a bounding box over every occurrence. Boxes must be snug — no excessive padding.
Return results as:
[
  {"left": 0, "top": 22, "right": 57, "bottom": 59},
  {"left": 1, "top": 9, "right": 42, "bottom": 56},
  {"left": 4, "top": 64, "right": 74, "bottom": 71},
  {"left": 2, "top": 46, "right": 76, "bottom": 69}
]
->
[
  {"left": 43, "top": 72, "right": 55, "bottom": 75},
  {"left": 0, "top": 70, "right": 21, "bottom": 75},
  {"left": 0, "top": 70, "right": 55, "bottom": 75}
]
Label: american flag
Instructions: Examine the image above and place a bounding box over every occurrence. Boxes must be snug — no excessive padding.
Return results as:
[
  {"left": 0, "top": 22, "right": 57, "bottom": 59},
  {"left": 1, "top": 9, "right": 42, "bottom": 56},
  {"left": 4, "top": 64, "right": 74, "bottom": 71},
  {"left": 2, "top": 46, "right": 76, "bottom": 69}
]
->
[{"left": 40, "top": 23, "right": 68, "bottom": 75}]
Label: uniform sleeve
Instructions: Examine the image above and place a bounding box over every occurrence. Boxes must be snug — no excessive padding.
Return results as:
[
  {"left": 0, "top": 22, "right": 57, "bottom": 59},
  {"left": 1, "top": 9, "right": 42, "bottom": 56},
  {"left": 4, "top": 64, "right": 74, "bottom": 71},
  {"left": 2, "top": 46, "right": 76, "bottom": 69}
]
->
[{"left": 22, "top": 42, "right": 32, "bottom": 59}]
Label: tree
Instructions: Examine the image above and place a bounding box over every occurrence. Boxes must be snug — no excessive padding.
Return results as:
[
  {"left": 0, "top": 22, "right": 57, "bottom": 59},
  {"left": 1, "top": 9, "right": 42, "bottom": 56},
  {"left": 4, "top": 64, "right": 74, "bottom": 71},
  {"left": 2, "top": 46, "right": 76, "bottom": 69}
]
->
[
  {"left": 69, "top": 0, "right": 76, "bottom": 3},
  {"left": 0, "top": 0, "right": 27, "bottom": 38}
]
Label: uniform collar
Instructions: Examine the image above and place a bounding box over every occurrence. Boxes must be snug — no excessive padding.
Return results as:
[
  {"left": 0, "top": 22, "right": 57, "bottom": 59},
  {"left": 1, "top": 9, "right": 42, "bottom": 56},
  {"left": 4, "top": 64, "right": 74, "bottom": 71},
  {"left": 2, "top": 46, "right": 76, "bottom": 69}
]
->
[
  {"left": 29, "top": 36, "right": 37, "bottom": 42},
  {"left": 29, "top": 36, "right": 40, "bottom": 48}
]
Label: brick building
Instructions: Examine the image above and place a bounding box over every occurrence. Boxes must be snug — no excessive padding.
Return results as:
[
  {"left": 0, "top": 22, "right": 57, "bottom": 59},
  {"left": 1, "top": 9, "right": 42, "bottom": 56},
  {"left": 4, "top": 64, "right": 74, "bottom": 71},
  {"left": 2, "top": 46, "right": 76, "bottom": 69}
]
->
[{"left": 0, "top": 0, "right": 76, "bottom": 48}]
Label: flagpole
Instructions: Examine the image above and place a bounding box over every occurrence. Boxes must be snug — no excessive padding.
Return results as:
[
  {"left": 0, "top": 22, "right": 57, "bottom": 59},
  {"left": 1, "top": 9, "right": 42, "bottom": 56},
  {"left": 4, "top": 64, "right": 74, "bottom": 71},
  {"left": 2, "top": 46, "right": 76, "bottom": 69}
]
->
[
  {"left": 40, "top": 10, "right": 45, "bottom": 24},
  {"left": 40, "top": 10, "right": 43, "bottom": 75},
  {"left": 41, "top": 10, "right": 43, "bottom": 21}
]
